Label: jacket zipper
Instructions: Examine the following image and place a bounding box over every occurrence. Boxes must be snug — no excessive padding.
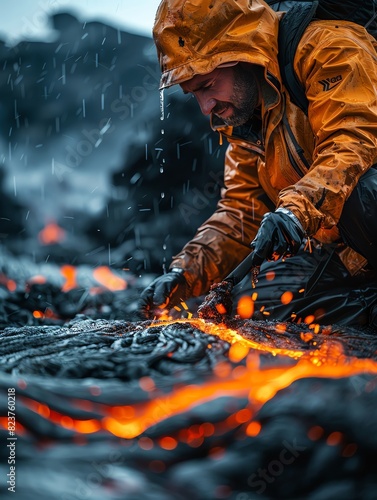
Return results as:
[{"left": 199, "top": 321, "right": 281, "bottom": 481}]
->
[{"left": 281, "top": 96, "right": 311, "bottom": 178}]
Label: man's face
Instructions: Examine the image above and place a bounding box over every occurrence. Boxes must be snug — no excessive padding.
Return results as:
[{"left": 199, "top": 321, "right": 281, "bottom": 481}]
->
[{"left": 180, "top": 64, "right": 261, "bottom": 127}]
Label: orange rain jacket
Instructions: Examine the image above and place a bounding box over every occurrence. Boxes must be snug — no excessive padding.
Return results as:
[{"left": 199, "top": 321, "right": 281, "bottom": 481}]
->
[{"left": 153, "top": 0, "right": 377, "bottom": 297}]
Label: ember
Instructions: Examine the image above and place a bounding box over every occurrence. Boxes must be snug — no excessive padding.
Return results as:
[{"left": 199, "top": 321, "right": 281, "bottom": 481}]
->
[
  {"left": 93, "top": 266, "right": 127, "bottom": 291},
  {"left": 198, "top": 280, "right": 234, "bottom": 322},
  {"left": 38, "top": 221, "right": 66, "bottom": 245}
]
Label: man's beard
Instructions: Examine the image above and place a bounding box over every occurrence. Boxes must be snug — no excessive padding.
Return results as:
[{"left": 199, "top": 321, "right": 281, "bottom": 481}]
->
[{"left": 214, "top": 65, "right": 260, "bottom": 127}]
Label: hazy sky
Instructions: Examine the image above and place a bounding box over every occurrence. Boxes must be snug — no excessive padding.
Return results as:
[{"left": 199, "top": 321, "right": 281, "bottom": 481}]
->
[{"left": 0, "top": 0, "right": 162, "bottom": 45}]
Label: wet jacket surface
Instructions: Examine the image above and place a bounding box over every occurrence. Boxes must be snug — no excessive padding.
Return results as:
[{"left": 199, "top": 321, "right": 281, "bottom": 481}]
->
[{"left": 153, "top": 0, "right": 377, "bottom": 296}]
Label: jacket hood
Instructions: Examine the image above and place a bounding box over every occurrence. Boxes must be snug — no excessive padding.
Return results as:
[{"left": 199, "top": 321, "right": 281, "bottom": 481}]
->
[{"left": 153, "top": 0, "right": 281, "bottom": 89}]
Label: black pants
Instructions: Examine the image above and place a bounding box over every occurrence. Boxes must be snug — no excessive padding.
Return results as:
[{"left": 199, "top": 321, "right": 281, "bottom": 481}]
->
[
  {"left": 233, "top": 167, "right": 377, "bottom": 328},
  {"left": 338, "top": 165, "right": 377, "bottom": 270},
  {"left": 233, "top": 247, "right": 377, "bottom": 327}
]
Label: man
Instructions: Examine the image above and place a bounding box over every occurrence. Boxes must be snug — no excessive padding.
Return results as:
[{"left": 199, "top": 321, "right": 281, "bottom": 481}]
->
[{"left": 139, "top": 0, "right": 377, "bottom": 327}]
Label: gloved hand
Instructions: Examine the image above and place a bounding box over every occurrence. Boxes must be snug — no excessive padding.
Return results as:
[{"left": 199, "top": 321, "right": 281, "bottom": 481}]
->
[
  {"left": 250, "top": 208, "right": 305, "bottom": 266},
  {"left": 138, "top": 268, "right": 189, "bottom": 319}
]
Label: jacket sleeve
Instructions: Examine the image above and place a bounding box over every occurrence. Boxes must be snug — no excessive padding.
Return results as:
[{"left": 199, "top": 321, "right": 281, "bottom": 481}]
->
[
  {"left": 170, "top": 141, "right": 271, "bottom": 296},
  {"left": 278, "top": 21, "right": 377, "bottom": 236}
]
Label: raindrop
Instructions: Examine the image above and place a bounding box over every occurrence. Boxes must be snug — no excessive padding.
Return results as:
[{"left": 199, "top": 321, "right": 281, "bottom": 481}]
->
[
  {"left": 160, "top": 167, "right": 164, "bottom": 173},
  {"left": 100, "top": 119, "right": 111, "bottom": 135},
  {"left": 161, "top": 192, "right": 165, "bottom": 198},
  {"left": 159, "top": 89, "right": 164, "bottom": 121},
  {"left": 130, "top": 173, "right": 141, "bottom": 184}
]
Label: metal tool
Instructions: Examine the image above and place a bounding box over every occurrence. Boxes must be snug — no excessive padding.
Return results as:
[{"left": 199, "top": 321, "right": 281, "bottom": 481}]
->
[{"left": 224, "top": 251, "right": 260, "bottom": 288}]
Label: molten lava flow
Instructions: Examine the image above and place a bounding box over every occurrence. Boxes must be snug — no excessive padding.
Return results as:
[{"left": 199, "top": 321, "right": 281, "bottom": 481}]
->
[
  {"left": 27, "top": 275, "right": 47, "bottom": 285},
  {"left": 175, "top": 318, "right": 307, "bottom": 359},
  {"left": 38, "top": 221, "right": 66, "bottom": 245},
  {"left": 93, "top": 266, "right": 127, "bottom": 291},
  {"left": 18, "top": 397, "right": 101, "bottom": 434},
  {"left": 101, "top": 319, "right": 377, "bottom": 438},
  {"left": 32, "top": 308, "right": 60, "bottom": 320},
  {"left": 60, "top": 265, "right": 78, "bottom": 292},
  {"left": 16, "top": 318, "right": 377, "bottom": 442},
  {"left": 0, "top": 273, "right": 17, "bottom": 292}
]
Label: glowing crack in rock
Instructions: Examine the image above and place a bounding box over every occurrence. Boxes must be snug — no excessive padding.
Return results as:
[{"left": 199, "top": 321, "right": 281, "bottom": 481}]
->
[{"left": 7, "top": 318, "right": 377, "bottom": 441}]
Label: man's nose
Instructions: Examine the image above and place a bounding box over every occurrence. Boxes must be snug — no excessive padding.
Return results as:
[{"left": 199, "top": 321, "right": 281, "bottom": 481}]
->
[{"left": 195, "top": 94, "right": 216, "bottom": 115}]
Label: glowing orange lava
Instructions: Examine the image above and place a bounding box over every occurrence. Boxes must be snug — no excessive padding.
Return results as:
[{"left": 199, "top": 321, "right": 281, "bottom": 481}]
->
[
  {"left": 0, "top": 273, "right": 17, "bottom": 292},
  {"left": 15, "top": 318, "right": 377, "bottom": 442},
  {"left": 61, "top": 265, "right": 78, "bottom": 292},
  {"left": 93, "top": 266, "right": 127, "bottom": 291},
  {"left": 38, "top": 221, "right": 66, "bottom": 245}
]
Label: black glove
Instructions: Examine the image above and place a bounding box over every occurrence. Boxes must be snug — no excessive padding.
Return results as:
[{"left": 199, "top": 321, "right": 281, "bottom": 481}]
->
[
  {"left": 250, "top": 208, "right": 305, "bottom": 267},
  {"left": 138, "top": 268, "right": 189, "bottom": 319}
]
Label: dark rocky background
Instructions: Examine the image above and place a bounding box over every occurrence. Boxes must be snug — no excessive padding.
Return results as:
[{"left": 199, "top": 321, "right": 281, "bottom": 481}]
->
[{"left": 0, "top": 11, "right": 225, "bottom": 274}]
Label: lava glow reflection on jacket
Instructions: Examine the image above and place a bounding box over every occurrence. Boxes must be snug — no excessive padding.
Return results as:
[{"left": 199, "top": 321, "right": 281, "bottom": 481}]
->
[{"left": 153, "top": 0, "right": 377, "bottom": 296}]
